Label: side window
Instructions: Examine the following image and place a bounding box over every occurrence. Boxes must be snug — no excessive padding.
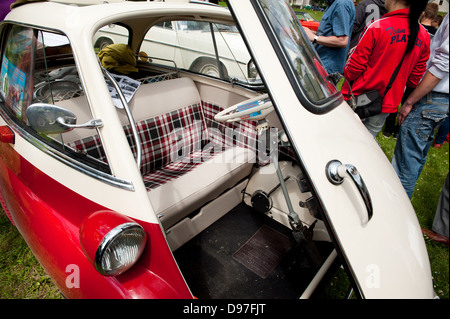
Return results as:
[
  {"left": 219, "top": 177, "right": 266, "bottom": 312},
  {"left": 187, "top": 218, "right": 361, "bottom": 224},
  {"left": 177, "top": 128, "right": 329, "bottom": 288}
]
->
[
  {"left": 0, "top": 25, "right": 34, "bottom": 120},
  {"left": 155, "top": 22, "right": 173, "bottom": 30},
  {"left": 140, "top": 20, "right": 261, "bottom": 85},
  {"left": 0, "top": 25, "right": 110, "bottom": 174},
  {"left": 93, "top": 24, "right": 130, "bottom": 52}
]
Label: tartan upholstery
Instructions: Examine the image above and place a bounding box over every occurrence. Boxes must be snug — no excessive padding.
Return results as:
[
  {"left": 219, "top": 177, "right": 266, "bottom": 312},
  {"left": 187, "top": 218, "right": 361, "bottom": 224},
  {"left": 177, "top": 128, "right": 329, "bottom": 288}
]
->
[
  {"left": 201, "top": 101, "right": 258, "bottom": 151},
  {"left": 137, "top": 101, "right": 264, "bottom": 190},
  {"left": 142, "top": 149, "right": 205, "bottom": 189},
  {"left": 67, "top": 102, "right": 223, "bottom": 190},
  {"left": 67, "top": 134, "right": 107, "bottom": 164},
  {"left": 124, "top": 103, "right": 207, "bottom": 177},
  {"left": 67, "top": 97, "right": 290, "bottom": 191}
]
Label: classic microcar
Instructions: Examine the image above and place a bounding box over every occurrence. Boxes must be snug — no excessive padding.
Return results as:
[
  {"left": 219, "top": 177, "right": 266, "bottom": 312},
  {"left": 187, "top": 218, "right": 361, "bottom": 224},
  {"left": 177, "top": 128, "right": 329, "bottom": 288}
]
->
[{"left": 0, "top": 0, "right": 435, "bottom": 299}]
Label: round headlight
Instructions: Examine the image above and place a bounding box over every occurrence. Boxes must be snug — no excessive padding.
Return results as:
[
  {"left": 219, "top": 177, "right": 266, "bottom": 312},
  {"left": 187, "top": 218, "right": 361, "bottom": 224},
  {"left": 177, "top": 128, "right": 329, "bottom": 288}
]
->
[
  {"left": 95, "top": 222, "right": 146, "bottom": 276},
  {"left": 80, "top": 211, "right": 147, "bottom": 277}
]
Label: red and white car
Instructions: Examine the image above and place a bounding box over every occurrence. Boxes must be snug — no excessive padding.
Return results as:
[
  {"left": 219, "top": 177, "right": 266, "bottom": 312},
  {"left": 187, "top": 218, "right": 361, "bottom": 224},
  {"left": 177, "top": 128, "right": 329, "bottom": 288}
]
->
[{"left": 0, "top": 0, "right": 435, "bottom": 299}]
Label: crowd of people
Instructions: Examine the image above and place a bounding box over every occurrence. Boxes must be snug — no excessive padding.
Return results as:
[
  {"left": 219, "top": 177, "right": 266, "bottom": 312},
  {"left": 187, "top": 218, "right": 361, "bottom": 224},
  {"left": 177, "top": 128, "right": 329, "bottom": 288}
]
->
[{"left": 305, "top": 0, "right": 448, "bottom": 246}]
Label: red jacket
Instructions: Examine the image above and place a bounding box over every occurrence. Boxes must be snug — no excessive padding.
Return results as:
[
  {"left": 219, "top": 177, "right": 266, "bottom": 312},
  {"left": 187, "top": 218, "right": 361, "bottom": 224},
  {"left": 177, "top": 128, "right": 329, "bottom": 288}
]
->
[{"left": 342, "top": 9, "right": 430, "bottom": 113}]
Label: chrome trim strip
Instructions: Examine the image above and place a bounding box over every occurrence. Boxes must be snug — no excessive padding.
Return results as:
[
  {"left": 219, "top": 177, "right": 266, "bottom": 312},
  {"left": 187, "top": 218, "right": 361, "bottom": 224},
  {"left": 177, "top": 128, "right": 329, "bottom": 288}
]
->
[{"left": 102, "top": 67, "right": 142, "bottom": 170}]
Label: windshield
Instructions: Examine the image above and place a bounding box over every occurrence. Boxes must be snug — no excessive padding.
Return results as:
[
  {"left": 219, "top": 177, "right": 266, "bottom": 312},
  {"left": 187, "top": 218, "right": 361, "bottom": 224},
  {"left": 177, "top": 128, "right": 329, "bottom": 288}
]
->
[{"left": 256, "top": 0, "right": 340, "bottom": 110}]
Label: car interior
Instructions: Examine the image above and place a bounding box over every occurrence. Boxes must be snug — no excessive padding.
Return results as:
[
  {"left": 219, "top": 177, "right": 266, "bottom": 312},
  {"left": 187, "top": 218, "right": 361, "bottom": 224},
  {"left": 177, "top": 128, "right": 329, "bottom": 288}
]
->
[{"left": 14, "top": 15, "right": 339, "bottom": 298}]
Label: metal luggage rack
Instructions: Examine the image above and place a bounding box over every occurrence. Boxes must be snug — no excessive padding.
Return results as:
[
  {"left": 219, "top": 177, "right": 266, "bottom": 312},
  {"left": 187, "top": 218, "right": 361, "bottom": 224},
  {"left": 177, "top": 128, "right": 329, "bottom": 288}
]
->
[{"left": 137, "top": 72, "right": 179, "bottom": 84}]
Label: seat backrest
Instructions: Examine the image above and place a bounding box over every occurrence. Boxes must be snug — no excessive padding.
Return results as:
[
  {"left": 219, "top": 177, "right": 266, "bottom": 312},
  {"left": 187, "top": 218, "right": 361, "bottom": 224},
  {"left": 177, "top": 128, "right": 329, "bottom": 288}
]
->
[{"left": 64, "top": 76, "right": 206, "bottom": 175}]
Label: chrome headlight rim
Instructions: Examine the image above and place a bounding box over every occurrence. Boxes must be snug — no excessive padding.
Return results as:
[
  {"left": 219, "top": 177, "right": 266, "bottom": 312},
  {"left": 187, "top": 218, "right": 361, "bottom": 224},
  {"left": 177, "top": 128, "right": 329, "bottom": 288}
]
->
[{"left": 94, "top": 222, "right": 146, "bottom": 276}]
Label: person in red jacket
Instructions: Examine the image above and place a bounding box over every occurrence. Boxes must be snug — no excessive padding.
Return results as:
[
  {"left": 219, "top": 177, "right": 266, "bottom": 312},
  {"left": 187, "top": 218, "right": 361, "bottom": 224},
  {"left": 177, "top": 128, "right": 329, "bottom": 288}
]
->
[{"left": 341, "top": 0, "right": 430, "bottom": 137}]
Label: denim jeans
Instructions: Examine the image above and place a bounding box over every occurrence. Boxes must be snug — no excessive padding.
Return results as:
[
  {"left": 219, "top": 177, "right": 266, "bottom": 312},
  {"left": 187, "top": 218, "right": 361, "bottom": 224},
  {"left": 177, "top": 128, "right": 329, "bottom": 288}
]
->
[
  {"left": 433, "top": 172, "right": 449, "bottom": 238},
  {"left": 392, "top": 91, "right": 449, "bottom": 198},
  {"left": 435, "top": 116, "right": 449, "bottom": 145}
]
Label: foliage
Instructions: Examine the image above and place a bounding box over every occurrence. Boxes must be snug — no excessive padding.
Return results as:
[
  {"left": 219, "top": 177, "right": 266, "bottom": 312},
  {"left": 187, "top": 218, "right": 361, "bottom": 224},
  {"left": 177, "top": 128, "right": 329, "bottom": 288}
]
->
[{"left": 0, "top": 212, "right": 62, "bottom": 299}]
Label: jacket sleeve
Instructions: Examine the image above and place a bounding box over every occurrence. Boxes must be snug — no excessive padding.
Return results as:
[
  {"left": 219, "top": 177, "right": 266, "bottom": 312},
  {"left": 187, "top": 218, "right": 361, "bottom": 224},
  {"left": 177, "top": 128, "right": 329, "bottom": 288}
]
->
[
  {"left": 344, "top": 26, "right": 374, "bottom": 81},
  {"left": 407, "top": 37, "right": 431, "bottom": 88},
  {"left": 428, "top": 21, "right": 449, "bottom": 80}
]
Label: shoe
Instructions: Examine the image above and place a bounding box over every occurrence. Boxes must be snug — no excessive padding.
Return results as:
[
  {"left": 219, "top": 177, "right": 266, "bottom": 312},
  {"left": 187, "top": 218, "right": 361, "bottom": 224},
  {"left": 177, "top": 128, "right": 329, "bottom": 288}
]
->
[
  {"left": 433, "top": 143, "right": 444, "bottom": 149},
  {"left": 421, "top": 228, "right": 449, "bottom": 246},
  {"left": 383, "top": 131, "right": 392, "bottom": 138}
]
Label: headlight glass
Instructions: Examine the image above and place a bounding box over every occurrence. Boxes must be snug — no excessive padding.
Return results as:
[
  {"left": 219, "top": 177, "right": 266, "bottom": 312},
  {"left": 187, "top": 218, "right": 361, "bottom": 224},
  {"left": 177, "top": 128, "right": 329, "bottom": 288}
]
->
[{"left": 95, "top": 222, "right": 146, "bottom": 276}]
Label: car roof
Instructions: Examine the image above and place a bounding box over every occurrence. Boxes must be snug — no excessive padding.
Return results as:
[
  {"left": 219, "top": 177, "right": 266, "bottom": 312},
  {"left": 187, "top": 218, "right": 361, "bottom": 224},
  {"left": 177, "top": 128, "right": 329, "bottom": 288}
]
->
[
  {"left": 3, "top": 1, "right": 231, "bottom": 44},
  {"left": 4, "top": 1, "right": 229, "bottom": 26}
]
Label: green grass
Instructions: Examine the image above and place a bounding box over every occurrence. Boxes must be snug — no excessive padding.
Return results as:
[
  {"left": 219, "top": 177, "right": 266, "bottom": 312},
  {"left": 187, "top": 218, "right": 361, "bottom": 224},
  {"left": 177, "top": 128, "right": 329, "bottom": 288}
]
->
[
  {"left": 299, "top": 9, "right": 324, "bottom": 21},
  {"left": 0, "top": 212, "right": 62, "bottom": 299}
]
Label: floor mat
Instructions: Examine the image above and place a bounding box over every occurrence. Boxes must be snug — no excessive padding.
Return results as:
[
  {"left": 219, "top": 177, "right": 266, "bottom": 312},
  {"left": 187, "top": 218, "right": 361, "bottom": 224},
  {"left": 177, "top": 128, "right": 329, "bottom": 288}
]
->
[
  {"left": 173, "top": 203, "right": 335, "bottom": 298},
  {"left": 232, "top": 225, "right": 294, "bottom": 279}
]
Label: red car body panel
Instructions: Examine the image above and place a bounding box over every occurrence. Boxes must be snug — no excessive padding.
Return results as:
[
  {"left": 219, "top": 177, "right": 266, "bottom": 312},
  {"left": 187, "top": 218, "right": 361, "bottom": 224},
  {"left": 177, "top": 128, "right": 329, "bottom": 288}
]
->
[
  {"left": 300, "top": 20, "right": 319, "bottom": 32},
  {"left": 0, "top": 135, "right": 192, "bottom": 299}
]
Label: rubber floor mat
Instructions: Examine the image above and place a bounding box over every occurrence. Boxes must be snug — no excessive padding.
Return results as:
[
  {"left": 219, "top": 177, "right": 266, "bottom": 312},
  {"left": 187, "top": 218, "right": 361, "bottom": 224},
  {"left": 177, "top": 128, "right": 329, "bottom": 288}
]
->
[{"left": 232, "top": 224, "right": 294, "bottom": 279}]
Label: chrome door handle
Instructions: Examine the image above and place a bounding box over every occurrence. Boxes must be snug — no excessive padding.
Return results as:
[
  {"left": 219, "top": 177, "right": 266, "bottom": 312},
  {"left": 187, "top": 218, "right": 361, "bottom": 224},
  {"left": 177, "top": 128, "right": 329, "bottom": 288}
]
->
[
  {"left": 56, "top": 117, "right": 103, "bottom": 130},
  {"left": 326, "top": 160, "right": 373, "bottom": 223}
]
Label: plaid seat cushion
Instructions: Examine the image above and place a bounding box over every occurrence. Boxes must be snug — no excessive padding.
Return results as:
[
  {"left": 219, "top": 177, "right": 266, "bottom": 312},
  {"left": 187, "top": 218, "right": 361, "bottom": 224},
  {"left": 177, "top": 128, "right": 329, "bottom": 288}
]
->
[
  {"left": 125, "top": 103, "right": 207, "bottom": 177},
  {"left": 67, "top": 98, "right": 292, "bottom": 192},
  {"left": 141, "top": 101, "right": 260, "bottom": 190},
  {"left": 143, "top": 149, "right": 208, "bottom": 189},
  {"left": 201, "top": 101, "right": 258, "bottom": 150}
]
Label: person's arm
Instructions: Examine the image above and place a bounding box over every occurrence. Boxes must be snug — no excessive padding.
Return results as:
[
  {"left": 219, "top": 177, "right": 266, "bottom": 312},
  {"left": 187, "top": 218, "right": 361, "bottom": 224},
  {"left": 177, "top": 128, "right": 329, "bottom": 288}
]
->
[
  {"left": 398, "top": 18, "right": 448, "bottom": 125},
  {"left": 304, "top": 28, "right": 349, "bottom": 48},
  {"left": 397, "top": 71, "right": 441, "bottom": 125},
  {"left": 305, "top": 2, "right": 354, "bottom": 49}
]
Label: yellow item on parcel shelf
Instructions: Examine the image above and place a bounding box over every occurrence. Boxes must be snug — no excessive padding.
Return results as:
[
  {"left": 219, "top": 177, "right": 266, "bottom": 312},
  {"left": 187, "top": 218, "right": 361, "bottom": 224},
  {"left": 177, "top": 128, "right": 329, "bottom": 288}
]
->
[{"left": 98, "top": 44, "right": 138, "bottom": 75}]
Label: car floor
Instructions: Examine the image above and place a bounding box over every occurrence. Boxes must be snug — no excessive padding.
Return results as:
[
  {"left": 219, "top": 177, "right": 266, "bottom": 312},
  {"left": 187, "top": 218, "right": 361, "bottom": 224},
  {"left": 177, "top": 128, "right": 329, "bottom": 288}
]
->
[{"left": 174, "top": 203, "right": 334, "bottom": 299}]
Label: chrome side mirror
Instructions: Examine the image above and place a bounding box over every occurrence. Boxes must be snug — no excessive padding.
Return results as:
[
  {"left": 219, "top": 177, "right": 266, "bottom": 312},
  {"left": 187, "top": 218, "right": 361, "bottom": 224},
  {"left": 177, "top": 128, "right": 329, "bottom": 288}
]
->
[{"left": 27, "top": 103, "right": 103, "bottom": 134}]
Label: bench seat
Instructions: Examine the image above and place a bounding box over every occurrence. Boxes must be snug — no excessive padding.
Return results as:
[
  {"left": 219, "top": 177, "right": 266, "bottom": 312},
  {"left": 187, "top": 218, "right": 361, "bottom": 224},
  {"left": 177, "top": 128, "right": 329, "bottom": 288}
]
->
[
  {"left": 64, "top": 76, "right": 257, "bottom": 228},
  {"left": 149, "top": 146, "right": 255, "bottom": 228}
]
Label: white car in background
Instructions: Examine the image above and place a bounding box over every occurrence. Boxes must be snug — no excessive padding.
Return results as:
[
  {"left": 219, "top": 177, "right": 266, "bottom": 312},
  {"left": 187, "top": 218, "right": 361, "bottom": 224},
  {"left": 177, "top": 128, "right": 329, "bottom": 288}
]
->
[{"left": 94, "top": 18, "right": 260, "bottom": 83}]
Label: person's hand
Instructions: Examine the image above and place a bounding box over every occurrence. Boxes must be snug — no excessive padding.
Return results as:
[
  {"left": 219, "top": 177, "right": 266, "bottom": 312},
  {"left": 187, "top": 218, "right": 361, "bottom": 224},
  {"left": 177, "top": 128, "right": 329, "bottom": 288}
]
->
[
  {"left": 397, "top": 103, "right": 413, "bottom": 126},
  {"left": 303, "top": 27, "right": 316, "bottom": 42}
]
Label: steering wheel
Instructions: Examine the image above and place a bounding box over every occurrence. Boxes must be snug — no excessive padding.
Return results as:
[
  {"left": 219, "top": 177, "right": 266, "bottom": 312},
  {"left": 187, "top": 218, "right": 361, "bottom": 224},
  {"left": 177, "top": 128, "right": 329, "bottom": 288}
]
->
[{"left": 214, "top": 94, "right": 274, "bottom": 123}]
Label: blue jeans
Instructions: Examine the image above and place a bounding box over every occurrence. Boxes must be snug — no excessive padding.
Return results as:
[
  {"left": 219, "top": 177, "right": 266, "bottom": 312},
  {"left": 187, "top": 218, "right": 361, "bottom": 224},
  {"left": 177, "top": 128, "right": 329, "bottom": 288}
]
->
[
  {"left": 392, "top": 91, "right": 449, "bottom": 198},
  {"left": 435, "top": 116, "right": 449, "bottom": 145}
]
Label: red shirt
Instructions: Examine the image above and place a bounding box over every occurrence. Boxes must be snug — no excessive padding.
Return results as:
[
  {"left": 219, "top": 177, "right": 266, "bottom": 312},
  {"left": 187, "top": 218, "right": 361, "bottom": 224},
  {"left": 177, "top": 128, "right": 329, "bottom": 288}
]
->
[{"left": 342, "top": 9, "right": 430, "bottom": 113}]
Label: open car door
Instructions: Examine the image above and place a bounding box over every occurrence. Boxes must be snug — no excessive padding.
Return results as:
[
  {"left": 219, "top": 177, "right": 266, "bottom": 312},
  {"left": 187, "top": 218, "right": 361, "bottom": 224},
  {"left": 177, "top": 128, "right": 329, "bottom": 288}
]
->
[{"left": 227, "top": 0, "right": 434, "bottom": 298}]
